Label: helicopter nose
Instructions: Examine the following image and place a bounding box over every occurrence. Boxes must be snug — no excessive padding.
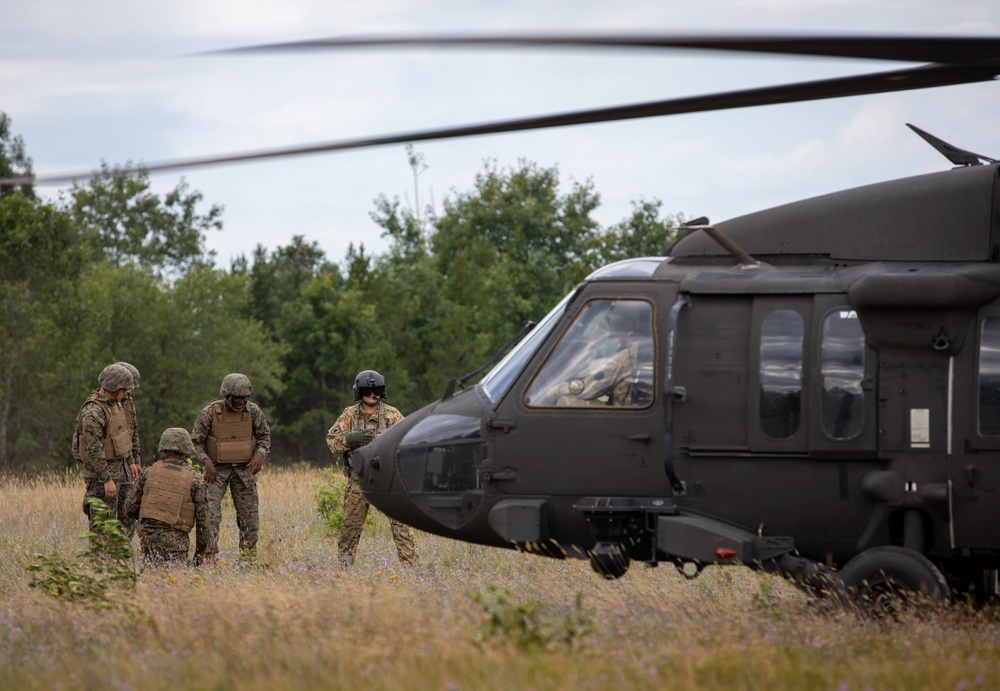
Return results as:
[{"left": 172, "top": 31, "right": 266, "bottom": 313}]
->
[{"left": 352, "top": 408, "right": 488, "bottom": 532}]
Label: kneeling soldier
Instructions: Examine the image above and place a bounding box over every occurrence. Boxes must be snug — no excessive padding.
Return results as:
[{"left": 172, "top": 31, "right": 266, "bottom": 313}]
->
[{"left": 125, "top": 428, "right": 216, "bottom": 565}]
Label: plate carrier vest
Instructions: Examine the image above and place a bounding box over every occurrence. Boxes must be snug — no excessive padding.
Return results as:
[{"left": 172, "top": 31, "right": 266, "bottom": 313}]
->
[
  {"left": 139, "top": 461, "right": 196, "bottom": 532},
  {"left": 77, "top": 392, "right": 131, "bottom": 462},
  {"left": 205, "top": 401, "right": 255, "bottom": 464}
]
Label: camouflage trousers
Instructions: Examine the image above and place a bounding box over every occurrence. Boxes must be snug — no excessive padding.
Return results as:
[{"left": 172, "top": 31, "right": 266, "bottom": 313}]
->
[
  {"left": 136, "top": 520, "right": 192, "bottom": 565},
  {"left": 338, "top": 477, "right": 417, "bottom": 566},
  {"left": 82, "top": 459, "right": 135, "bottom": 540},
  {"left": 206, "top": 464, "right": 258, "bottom": 554}
]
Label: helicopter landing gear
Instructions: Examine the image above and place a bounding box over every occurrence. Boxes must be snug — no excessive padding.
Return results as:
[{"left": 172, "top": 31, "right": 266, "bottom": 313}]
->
[
  {"left": 588, "top": 542, "right": 631, "bottom": 579},
  {"left": 839, "top": 546, "right": 950, "bottom": 618}
]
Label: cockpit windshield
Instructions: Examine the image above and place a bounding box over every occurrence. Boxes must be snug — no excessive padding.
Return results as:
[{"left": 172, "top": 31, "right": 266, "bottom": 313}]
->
[{"left": 480, "top": 290, "right": 575, "bottom": 403}]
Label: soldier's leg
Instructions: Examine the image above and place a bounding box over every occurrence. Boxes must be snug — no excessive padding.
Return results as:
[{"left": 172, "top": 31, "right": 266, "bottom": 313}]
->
[
  {"left": 138, "top": 523, "right": 190, "bottom": 566},
  {"left": 389, "top": 519, "right": 418, "bottom": 565},
  {"left": 82, "top": 476, "right": 107, "bottom": 535},
  {"left": 118, "top": 477, "right": 136, "bottom": 540},
  {"left": 204, "top": 467, "right": 231, "bottom": 553},
  {"left": 231, "top": 468, "right": 259, "bottom": 556},
  {"left": 337, "top": 478, "right": 370, "bottom": 567}
]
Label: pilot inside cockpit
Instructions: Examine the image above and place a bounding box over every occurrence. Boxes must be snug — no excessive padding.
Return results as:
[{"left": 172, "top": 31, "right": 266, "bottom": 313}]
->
[{"left": 524, "top": 299, "right": 654, "bottom": 408}]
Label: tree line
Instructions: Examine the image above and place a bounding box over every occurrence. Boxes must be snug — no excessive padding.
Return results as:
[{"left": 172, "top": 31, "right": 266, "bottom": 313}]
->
[{"left": 0, "top": 116, "right": 683, "bottom": 472}]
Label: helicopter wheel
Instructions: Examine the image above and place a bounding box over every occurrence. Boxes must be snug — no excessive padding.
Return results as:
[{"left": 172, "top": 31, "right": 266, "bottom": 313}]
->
[
  {"left": 839, "top": 546, "right": 950, "bottom": 618},
  {"left": 588, "top": 542, "right": 630, "bottom": 579}
]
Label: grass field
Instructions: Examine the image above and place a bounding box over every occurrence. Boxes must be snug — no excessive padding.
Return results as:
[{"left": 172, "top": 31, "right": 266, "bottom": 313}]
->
[{"left": 1, "top": 466, "right": 998, "bottom": 690}]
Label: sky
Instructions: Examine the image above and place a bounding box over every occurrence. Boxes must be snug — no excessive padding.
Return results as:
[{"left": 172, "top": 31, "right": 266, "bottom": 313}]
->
[{"left": 2, "top": 1, "right": 999, "bottom": 268}]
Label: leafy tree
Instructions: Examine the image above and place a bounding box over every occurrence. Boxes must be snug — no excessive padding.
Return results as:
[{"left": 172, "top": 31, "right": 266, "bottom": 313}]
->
[
  {"left": 69, "top": 163, "right": 222, "bottom": 273},
  {"left": 588, "top": 198, "right": 683, "bottom": 263},
  {"left": 0, "top": 113, "right": 33, "bottom": 198},
  {"left": 0, "top": 190, "right": 87, "bottom": 470}
]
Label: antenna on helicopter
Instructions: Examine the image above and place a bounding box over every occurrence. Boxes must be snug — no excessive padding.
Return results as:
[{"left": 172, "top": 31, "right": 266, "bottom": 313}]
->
[
  {"left": 682, "top": 217, "right": 760, "bottom": 269},
  {"left": 907, "top": 123, "right": 997, "bottom": 166}
]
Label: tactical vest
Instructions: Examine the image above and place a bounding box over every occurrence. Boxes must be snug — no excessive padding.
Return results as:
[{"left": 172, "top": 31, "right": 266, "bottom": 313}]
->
[
  {"left": 342, "top": 404, "right": 392, "bottom": 472},
  {"left": 139, "top": 461, "right": 196, "bottom": 532},
  {"left": 205, "top": 401, "right": 255, "bottom": 464},
  {"left": 77, "top": 392, "right": 132, "bottom": 462}
]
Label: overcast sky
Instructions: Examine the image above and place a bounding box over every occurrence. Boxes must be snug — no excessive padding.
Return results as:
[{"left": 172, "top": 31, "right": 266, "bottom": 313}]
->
[{"left": 3, "top": 1, "right": 998, "bottom": 267}]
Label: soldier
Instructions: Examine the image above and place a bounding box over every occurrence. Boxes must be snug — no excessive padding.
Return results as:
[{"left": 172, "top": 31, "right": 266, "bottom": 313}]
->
[
  {"left": 326, "top": 369, "right": 417, "bottom": 567},
  {"left": 74, "top": 363, "right": 138, "bottom": 538},
  {"left": 114, "top": 361, "right": 142, "bottom": 537},
  {"left": 191, "top": 373, "right": 271, "bottom": 560},
  {"left": 123, "top": 428, "right": 216, "bottom": 565}
]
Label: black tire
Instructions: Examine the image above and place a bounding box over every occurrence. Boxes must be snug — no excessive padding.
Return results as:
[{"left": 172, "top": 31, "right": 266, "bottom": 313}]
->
[
  {"left": 839, "top": 546, "right": 950, "bottom": 618},
  {"left": 588, "top": 542, "right": 630, "bottom": 580}
]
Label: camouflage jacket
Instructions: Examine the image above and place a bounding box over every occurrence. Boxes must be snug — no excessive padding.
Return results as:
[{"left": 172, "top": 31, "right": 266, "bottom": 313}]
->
[
  {"left": 326, "top": 401, "right": 404, "bottom": 459},
  {"left": 124, "top": 457, "right": 216, "bottom": 556},
  {"left": 73, "top": 390, "right": 141, "bottom": 468},
  {"left": 191, "top": 399, "right": 271, "bottom": 465},
  {"left": 74, "top": 391, "right": 126, "bottom": 483}
]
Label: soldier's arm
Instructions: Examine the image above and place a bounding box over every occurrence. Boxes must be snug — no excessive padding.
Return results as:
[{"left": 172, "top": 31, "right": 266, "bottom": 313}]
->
[
  {"left": 123, "top": 470, "right": 148, "bottom": 519},
  {"left": 251, "top": 405, "right": 271, "bottom": 458},
  {"left": 326, "top": 410, "right": 353, "bottom": 456},
  {"left": 190, "top": 407, "right": 213, "bottom": 464},
  {"left": 80, "top": 403, "right": 111, "bottom": 482},
  {"left": 128, "top": 399, "right": 141, "bottom": 465},
  {"left": 192, "top": 477, "right": 216, "bottom": 556}
]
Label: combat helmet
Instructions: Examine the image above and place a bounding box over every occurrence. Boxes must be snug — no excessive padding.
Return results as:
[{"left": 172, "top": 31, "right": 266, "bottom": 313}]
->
[
  {"left": 220, "top": 373, "right": 253, "bottom": 397},
  {"left": 115, "top": 362, "right": 140, "bottom": 390},
  {"left": 98, "top": 363, "right": 133, "bottom": 392},
  {"left": 158, "top": 427, "right": 194, "bottom": 457},
  {"left": 353, "top": 370, "right": 387, "bottom": 401}
]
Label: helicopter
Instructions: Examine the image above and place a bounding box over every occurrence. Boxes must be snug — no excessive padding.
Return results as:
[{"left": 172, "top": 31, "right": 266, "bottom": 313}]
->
[{"left": 8, "top": 33, "right": 1000, "bottom": 610}]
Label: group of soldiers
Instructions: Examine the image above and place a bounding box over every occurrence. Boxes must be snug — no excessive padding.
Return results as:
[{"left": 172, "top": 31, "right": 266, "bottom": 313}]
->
[{"left": 74, "top": 363, "right": 417, "bottom": 567}]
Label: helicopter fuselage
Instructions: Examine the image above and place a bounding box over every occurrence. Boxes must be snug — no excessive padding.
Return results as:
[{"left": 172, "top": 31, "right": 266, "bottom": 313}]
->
[{"left": 354, "top": 162, "right": 1000, "bottom": 589}]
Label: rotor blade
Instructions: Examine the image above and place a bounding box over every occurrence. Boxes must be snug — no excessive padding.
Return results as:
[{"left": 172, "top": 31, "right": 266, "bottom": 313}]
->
[
  {"left": 4, "top": 63, "right": 996, "bottom": 187},
  {"left": 204, "top": 33, "right": 1000, "bottom": 66}
]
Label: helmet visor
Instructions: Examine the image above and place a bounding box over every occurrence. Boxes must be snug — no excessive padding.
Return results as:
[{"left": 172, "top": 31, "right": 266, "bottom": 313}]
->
[{"left": 357, "top": 386, "right": 385, "bottom": 398}]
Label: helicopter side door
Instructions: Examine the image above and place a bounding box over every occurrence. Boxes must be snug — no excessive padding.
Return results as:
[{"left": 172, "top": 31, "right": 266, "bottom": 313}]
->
[
  {"left": 488, "top": 288, "right": 671, "bottom": 499},
  {"left": 956, "top": 306, "right": 1000, "bottom": 550}
]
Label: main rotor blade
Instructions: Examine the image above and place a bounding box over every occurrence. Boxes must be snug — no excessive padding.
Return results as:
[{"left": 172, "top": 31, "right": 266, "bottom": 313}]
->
[
  {"left": 206, "top": 33, "right": 1000, "bottom": 67},
  {"left": 5, "top": 63, "right": 996, "bottom": 187}
]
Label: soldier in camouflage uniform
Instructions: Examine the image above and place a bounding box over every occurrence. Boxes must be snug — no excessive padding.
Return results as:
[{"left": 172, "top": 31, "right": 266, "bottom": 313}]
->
[
  {"left": 74, "top": 363, "right": 139, "bottom": 539},
  {"left": 191, "top": 373, "right": 270, "bottom": 559},
  {"left": 326, "top": 370, "right": 417, "bottom": 567},
  {"left": 124, "top": 428, "right": 215, "bottom": 565},
  {"left": 114, "top": 362, "right": 142, "bottom": 537}
]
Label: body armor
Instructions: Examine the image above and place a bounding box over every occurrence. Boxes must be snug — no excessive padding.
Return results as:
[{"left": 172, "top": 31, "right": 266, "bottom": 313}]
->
[
  {"left": 139, "top": 461, "right": 196, "bottom": 532},
  {"left": 77, "top": 392, "right": 132, "bottom": 462},
  {"left": 205, "top": 401, "right": 255, "bottom": 464}
]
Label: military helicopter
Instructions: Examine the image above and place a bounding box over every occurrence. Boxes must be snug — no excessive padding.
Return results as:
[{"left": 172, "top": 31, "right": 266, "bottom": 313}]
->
[{"left": 8, "top": 33, "right": 1000, "bottom": 610}]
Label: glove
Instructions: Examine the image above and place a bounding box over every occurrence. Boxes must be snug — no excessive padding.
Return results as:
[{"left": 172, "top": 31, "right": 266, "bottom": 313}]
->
[{"left": 345, "top": 430, "right": 374, "bottom": 447}]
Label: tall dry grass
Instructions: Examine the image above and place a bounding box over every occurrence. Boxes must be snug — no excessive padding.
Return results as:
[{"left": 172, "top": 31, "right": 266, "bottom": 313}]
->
[{"left": 1, "top": 466, "right": 998, "bottom": 690}]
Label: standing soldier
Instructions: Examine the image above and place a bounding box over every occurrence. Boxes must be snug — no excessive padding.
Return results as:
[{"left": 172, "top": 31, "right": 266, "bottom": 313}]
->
[
  {"left": 191, "top": 373, "right": 270, "bottom": 560},
  {"left": 74, "top": 363, "right": 138, "bottom": 537},
  {"left": 114, "top": 361, "right": 142, "bottom": 538},
  {"left": 326, "top": 369, "right": 417, "bottom": 567},
  {"left": 124, "top": 428, "right": 216, "bottom": 565}
]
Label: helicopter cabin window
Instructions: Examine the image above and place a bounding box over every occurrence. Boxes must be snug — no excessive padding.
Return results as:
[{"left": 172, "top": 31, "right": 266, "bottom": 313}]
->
[
  {"left": 523, "top": 299, "right": 654, "bottom": 409},
  {"left": 820, "top": 309, "right": 866, "bottom": 440},
  {"left": 977, "top": 318, "right": 1000, "bottom": 436},
  {"left": 759, "top": 309, "right": 803, "bottom": 439}
]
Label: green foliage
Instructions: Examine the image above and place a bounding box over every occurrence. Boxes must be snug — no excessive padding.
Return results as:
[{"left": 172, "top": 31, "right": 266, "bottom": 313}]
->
[
  {"left": 315, "top": 467, "right": 348, "bottom": 533},
  {"left": 69, "top": 163, "right": 222, "bottom": 273},
  {"left": 0, "top": 113, "right": 33, "bottom": 198},
  {"left": 314, "top": 467, "right": 374, "bottom": 533},
  {"left": 26, "top": 498, "right": 136, "bottom": 608},
  {"left": 468, "top": 585, "right": 592, "bottom": 653}
]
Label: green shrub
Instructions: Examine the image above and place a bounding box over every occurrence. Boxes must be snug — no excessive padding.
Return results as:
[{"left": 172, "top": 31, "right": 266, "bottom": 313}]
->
[{"left": 26, "top": 497, "right": 136, "bottom": 608}]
